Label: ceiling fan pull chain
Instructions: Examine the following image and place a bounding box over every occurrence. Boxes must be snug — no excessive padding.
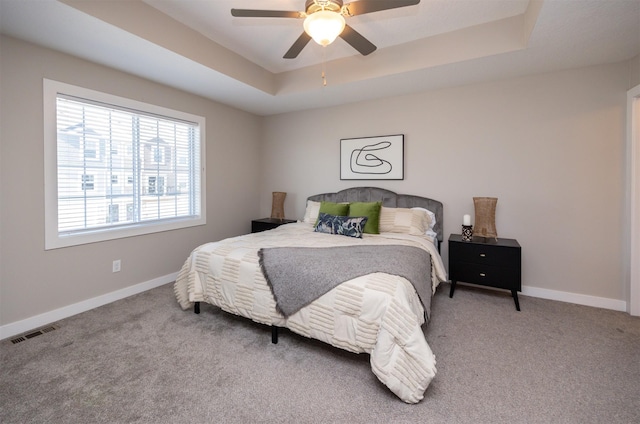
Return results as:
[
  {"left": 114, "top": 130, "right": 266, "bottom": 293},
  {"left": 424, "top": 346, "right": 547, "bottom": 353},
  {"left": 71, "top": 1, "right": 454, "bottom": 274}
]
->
[{"left": 322, "top": 46, "right": 327, "bottom": 87}]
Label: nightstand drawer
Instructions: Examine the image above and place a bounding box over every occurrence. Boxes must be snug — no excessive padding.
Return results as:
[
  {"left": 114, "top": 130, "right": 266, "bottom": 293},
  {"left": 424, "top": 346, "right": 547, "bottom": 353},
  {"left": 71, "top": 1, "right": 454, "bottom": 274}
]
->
[
  {"left": 450, "top": 262, "right": 521, "bottom": 291},
  {"left": 450, "top": 241, "right": 519, "bottom": 267}
]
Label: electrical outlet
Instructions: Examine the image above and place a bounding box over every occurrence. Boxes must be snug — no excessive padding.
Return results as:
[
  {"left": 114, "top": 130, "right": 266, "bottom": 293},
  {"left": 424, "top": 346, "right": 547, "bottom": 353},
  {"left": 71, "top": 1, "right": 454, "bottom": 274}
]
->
[{"left": 112, "top": 260, "right": 121, "bottom": 273}]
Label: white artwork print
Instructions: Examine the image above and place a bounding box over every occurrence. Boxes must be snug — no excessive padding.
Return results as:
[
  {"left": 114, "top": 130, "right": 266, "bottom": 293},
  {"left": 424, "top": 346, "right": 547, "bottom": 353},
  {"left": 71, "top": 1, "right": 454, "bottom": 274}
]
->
[{"left": 340, "top": 134, "right": 404, "bottom": 180}]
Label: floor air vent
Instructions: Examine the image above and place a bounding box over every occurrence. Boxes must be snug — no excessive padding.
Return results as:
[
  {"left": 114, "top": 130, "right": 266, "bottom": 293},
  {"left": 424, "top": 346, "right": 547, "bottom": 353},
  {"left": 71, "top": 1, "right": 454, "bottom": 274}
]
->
[{"left": 10, "top": 325, "right": 58, "bottom": 345}]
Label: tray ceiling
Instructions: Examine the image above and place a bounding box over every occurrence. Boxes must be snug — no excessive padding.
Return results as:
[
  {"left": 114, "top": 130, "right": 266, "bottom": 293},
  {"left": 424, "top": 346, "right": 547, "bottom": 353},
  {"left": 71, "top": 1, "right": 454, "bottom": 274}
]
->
[{"left": 1, "top": 0, "right": 638, "bottom": 115}]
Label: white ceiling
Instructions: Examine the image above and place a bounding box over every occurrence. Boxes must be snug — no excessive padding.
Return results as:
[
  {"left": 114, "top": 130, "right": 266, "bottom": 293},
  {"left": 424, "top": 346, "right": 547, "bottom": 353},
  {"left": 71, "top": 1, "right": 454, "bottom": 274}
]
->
[
  {"left": 1, "top": 0, "right": 639, "bottom": 116},
  {"left": 143, "top": 0, "right": 531, "bottom": 74}
]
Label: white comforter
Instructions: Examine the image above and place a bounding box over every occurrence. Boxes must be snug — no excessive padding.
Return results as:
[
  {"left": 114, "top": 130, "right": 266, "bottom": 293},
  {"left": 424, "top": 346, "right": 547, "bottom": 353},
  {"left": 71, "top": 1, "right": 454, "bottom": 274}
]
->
[{"left": 174, "top": 222, "right": 447, "bottom": 403}]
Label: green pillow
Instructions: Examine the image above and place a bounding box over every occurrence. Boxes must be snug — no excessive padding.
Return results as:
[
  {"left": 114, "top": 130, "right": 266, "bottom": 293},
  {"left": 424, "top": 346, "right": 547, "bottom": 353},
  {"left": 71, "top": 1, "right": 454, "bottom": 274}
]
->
[
  {"left": 348, "top": 201, "right": 382, "bottom": 234},
  {"left": 315, "top": 201, "right": 349, "bottom": 225}
]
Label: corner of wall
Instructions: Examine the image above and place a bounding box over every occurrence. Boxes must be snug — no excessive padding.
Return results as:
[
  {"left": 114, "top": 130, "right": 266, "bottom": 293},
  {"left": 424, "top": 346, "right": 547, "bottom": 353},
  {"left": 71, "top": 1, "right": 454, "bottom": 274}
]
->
[{"left": 630, "top": 54, "right": 640, "bottom": 88}]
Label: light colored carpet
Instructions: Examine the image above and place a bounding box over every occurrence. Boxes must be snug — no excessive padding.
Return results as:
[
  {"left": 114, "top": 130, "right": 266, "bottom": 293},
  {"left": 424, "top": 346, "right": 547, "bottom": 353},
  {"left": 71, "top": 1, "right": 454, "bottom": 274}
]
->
[{"left": 1, "top": 282, "right": 639, "bottom": 424}]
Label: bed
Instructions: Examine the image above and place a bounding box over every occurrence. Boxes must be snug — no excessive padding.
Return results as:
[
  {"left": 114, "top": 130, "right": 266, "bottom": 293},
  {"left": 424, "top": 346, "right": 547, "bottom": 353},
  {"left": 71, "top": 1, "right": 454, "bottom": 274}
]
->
[{"left": 174, "top": 187, "right": 447, "bottom": 403}]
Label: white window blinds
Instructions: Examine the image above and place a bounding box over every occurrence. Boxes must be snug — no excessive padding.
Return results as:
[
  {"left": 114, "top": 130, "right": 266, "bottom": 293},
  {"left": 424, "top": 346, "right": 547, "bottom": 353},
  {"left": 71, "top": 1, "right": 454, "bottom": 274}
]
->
[
  {"left": 56, "top": 95, "right": 201, "bottom": 234},
  {"left": 45, "top": 79, "right": 205, "bottom": 249}
]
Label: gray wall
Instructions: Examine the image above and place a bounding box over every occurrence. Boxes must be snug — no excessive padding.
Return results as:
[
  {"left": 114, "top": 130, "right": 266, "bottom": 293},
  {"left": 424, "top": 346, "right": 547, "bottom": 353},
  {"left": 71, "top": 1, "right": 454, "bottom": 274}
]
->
[
  {"left": 0, "top": 36, "right": 263, "bottom": 326},
  {"left": 260, "top": 61, "right": 631, "bottom": 303}
]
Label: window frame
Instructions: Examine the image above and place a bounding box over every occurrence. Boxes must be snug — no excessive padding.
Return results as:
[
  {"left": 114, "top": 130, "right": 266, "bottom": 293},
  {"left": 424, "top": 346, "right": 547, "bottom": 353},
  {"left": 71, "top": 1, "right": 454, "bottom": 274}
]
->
[{"left": 44, "top": 79, "right": 206, "bottom": 250}]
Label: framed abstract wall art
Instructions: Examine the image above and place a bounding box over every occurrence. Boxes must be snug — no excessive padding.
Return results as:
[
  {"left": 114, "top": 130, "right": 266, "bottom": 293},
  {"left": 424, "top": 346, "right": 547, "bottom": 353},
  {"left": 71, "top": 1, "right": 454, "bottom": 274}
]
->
[{"left": 340, "top": 134, "right": 404, "bottom": 180}]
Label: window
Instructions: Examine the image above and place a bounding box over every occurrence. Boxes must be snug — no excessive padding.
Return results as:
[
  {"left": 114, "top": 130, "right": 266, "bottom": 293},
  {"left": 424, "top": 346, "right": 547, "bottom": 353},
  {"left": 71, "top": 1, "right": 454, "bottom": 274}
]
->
[
  {"left": 44, "top": 79, "right": 206, "bottom": 249},
  {"left": 107, "top": 204, "right": 119, "bottom": 223},
  {"left": 81, "top": 174, "right": 95, "bottom": 191}
]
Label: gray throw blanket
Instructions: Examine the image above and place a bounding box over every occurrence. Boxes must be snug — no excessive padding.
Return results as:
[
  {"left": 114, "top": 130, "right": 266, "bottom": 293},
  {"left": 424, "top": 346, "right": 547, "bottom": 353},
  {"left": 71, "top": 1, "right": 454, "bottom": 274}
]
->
[{"left": 258, "top": 245, "right": 432, "bottom": 319}]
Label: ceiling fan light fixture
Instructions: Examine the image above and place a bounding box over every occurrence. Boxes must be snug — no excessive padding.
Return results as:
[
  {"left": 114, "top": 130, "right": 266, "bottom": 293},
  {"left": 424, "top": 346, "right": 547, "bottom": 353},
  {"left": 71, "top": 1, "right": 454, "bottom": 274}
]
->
[{"left": 303, "top": 10, "right": 346, "bottom": 46}]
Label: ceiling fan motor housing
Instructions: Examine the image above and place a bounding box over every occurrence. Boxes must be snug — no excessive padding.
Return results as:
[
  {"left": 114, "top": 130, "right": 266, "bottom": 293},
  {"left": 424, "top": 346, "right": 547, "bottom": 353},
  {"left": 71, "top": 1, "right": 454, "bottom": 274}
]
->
[{"left": 305, "top": 0, "right": 344, "bottom": 15}]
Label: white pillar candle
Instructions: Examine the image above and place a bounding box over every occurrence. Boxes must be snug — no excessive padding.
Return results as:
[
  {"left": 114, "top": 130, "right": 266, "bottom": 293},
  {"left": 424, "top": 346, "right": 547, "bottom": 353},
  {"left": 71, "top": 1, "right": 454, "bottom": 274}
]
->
[{"left": 463, "top": 214, "right": 471, "bottom": 226}]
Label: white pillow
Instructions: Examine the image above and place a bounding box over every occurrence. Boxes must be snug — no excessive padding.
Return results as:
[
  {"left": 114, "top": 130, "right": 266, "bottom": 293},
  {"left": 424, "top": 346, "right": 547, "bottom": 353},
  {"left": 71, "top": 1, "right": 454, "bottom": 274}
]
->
[
  {"left": 379, "top": 207, "right": 429, "bottom": 236},
  {"left": 302, "top": 200, "right": 321, "bottom": 224},
  {"left": 411, "top": 207, "right": 436, "bottom": 230}
]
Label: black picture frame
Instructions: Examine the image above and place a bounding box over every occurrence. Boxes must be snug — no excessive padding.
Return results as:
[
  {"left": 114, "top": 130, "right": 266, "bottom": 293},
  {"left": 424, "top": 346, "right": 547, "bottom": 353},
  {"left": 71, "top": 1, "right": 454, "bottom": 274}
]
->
[{"left": 340, "top": 134, "right": 404, "bottom": 180}]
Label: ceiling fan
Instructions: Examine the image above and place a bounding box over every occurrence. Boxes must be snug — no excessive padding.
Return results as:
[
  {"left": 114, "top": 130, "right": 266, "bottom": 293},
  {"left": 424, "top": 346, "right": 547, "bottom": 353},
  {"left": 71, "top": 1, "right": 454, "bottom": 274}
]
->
[{"left": 231, "top": 0, "right": 421, "bottom": 59}]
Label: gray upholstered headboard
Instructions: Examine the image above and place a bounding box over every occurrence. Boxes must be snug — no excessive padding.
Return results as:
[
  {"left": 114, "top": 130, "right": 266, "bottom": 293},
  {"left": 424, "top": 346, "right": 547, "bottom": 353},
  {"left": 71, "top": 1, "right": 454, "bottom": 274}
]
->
[{"left": 308, "top": 187, "right": 444, "bottom": 243}]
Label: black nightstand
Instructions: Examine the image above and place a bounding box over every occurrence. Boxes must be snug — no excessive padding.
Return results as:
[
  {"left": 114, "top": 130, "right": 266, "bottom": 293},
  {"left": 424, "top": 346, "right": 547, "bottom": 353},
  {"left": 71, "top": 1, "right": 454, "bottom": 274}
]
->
[
  {"left": 448, "top": 234, "right": 522, "bottom": 311},
  {"left": 251, "top": 218, "right": 296, "bottom": 233}
]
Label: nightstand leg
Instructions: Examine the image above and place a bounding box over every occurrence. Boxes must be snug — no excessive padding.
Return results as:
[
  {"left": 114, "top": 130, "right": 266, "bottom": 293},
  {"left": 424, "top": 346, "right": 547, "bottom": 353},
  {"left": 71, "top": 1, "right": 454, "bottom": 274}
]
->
[
  {"left": 271, "top": 326, "right": 278, "bottom": 344},
  {"left": 449, "top": 280, "right": 456, "bottom": 298},
  {"left": 194, "top": 302, "right": 200, "bottom": 314},
  {"left": 511, "top": 290, "right": 521, "bottom": 311}
]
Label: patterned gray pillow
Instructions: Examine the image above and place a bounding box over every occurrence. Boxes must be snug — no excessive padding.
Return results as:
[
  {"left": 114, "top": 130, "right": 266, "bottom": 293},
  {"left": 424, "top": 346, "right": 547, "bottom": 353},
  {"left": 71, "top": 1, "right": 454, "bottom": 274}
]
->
[{"left": 314, "top": 213, "right": 368, "bottom": 238}]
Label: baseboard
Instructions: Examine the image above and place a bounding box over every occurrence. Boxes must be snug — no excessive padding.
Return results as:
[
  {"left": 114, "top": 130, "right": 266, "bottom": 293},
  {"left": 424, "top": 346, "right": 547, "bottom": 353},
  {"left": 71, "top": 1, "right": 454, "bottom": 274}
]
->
[
  {"left": 0, "top": 272, "right": 177, "bottom": 341},
  {"left": 451, "top": 282, "right": 627, "bottom": 312},
  {"left": 521, "top": 285, "right": 627, "bottom": 312}
]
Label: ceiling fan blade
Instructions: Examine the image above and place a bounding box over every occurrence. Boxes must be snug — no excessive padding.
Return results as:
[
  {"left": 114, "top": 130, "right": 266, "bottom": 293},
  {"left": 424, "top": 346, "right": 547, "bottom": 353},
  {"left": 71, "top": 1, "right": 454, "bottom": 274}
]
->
[
  {"left": 343, "top": 0, "right": 420, "bottom": 17},
  {"left": 231, "top": 9, "right": 302, "bottom": 18},
  {"left": 339, "top": 24, "right": 377, "bottom": 56},
  {"left": 283, "top": 32, "right": 312, "bottom": 59}
]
